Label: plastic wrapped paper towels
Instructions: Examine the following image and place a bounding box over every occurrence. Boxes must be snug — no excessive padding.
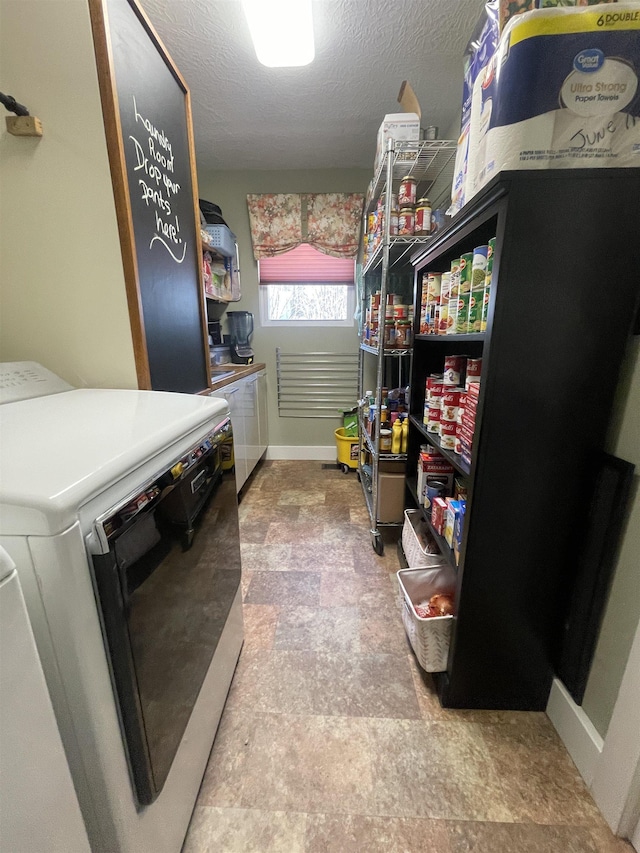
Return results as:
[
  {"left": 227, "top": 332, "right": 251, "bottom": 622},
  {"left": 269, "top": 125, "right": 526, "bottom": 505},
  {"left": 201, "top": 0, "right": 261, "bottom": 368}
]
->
[{"left": 454, "top": 3, "right": 640, "bottom": 209}]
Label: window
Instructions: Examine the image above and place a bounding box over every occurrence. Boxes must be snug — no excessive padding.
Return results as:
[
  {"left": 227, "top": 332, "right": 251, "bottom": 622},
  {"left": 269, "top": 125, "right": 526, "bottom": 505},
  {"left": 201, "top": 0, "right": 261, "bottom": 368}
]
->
[{"left": 258, "top": 243, "right": 355, "bottom": 327}]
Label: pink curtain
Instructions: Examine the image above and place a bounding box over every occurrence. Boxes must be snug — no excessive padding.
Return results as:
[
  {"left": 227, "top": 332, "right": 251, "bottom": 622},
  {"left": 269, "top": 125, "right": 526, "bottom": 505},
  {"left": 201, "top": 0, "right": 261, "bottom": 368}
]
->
[{"left": 247, "top": 192, "right": 364, "bottom": 260}]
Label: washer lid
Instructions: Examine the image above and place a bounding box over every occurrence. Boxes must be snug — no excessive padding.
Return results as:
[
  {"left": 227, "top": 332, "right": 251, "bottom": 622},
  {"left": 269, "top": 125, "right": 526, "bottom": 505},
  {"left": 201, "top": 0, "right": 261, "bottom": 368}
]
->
[
  {"left": 0, "top": 362, "right": 74, "bottom": 405},
  {"left": 0, "top": 545, "right": 16, "bottom": 584},
  {"left": 0, "top": 389, "right": 229, "bottom": 536}
]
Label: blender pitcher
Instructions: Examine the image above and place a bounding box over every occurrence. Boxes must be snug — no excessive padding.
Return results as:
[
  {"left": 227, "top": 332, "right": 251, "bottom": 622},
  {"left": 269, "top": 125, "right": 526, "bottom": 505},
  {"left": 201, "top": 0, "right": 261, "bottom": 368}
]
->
[{"left": 227, "top": 311, "right": 254, "bottom": 364}]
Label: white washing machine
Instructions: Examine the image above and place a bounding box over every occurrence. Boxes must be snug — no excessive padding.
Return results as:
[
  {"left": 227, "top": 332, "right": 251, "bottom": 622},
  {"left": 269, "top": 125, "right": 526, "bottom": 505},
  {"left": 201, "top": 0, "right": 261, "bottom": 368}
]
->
[
  {"left": 0, "top": 363, "right": 244, "bottom": 853},
  {"left": 0, "top": 545, "right": 91, "bottom": 853}
]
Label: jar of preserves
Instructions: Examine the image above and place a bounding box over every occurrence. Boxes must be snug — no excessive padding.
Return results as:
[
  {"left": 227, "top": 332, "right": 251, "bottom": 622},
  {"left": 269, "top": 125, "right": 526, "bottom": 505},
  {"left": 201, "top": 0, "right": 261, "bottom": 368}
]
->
[
  {"left": 389, "top": 208, "right": 399, "bottom": 236},
  {"left": 398, "top": 207, "right": 415, "bottom": 236},
  {"left": 398, "top": 175, "right": 417, "bottom": 207},
  {"left": 394, "top": 319, "right": 412, "bottom": 348},
  {"left": 415, "top": 198, "right": 432, "bottom": 236},
  {"left": 383, "top": 320, "right": 396, "bottom": 348}
]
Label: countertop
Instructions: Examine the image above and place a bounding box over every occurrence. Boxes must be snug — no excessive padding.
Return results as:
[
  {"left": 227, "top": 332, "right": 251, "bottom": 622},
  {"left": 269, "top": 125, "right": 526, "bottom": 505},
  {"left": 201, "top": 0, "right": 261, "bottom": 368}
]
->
[{"left": 209, "top": 362, "right": 266, "bottom": 392}]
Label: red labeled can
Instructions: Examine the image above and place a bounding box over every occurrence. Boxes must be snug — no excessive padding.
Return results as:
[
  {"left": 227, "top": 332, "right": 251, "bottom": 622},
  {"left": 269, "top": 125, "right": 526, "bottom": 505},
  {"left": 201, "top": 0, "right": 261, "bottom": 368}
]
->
[
  {"left": 441, "top": 388, "right": 461, "bottom": 422},
  {"left": 427, "top": 374, "right": 444, "bottom": 403},
  {"left": 467, "top": 380, "right": 481, "bottom": 400},
  {"left": 427, "top": 406, "right": 441, "bottom": 434},
  {"left": 440, "top": 420, "right": 457, "bottom": 450},
  {"left": 465, "top": 358, "right": 483, "bottom": 388},
  {"left": 443, "top": 355, "right": 465, "bottom": 386}
]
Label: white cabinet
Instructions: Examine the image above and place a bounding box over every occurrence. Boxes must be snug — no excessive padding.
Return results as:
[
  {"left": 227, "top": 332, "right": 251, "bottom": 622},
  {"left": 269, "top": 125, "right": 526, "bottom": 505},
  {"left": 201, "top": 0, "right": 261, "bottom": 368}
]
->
[
  {"left": 256, "top": 370, "right": 268, "bottom": 460},
  {"left": 211, "top": 370, "right": 268, "bottom": 494},
  {"left": 211, "top": 380, "right": 247, "bottom": 493}
]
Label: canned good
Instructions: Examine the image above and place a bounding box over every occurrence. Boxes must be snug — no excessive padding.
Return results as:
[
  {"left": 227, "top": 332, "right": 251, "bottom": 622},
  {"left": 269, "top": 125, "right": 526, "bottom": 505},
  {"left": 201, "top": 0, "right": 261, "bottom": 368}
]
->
[
  {"left": 425, "top": 480, "right": 447, "bottom": 510},
  {"left": 466, "top": 358, "right": 482, "bottom": 387},
  {"left": 389, "top": 209, "right": 399, "bottom": 236},
  {"left": 438, "top": 301, "right": 448, "bottom": 335},
  {"left": 426, "top": 273, "right": 441, "bottom": 300},
  {"left": 446, "top": 296, "right": 459, "bottom": 334},
  {"left": 441, "top": 388, "right": 462, "bottom": 421},
  {"left": 385, "top": 304, "right": 395, "bottom": 319},
  {"left": 440, "top": 271, "right": 452, "bottom": 302},
  {"left": 427, "top": 406, "right": 441, "bottom": 434},
  {"left": 423, "top": 401, "right": 430, "bottom": 426},
  {"left": 443, "top": 355, "right": 465, "bottom": 386},
  {"left": 480, "top": 286, "right": 491, "bottom": 332},
  {"left": 370, "top": 292, "right": 380, "bottom": 310},
  {"left": 393, "top": 304, "right": 408, "bottom": 319},
  {"left": 398, "top": 207, "right": 415, "bottom": 236},
  {"left": 415, "top": 198, "right": 432, "bottom": 236},
  {"left": 454, "top": 435, "right": 463, "bottom": 455},
  {"left": 459, "top": 252, "right": 474, "bottom": 294},
  {"left": 486, "top": 237, "right": 496, "bottom": 280},
  {"left": 471, "top": 246, "right": 489, "bottom": 291},
  {"left": 450, "top": 259, "right": 460, "bottom": 298},
  {"left": 398, "top": 175, "right": 417, "bottom": 207},
  {"left": 425, "top": 126, "right": 438, "bottom": 140},
  {"left": 427, "top": 376, "right": 444, "bottom": 402},
  {"left": 456, "top": 294, "right": 471, "bottom": 334},
  {"left": 367, "top": 212, "right": 376, "bottom": 235},
  {"left": 440, "top": 420, "right": 457, "bottom": 450},
  {"left": 468, "top": 292, "right": 482, "bottom": 332}
]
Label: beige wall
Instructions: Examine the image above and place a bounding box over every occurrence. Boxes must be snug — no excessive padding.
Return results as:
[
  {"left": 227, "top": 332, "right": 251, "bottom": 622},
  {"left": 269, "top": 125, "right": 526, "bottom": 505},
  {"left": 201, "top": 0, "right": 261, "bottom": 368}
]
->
[
  {"left": 582, "top": 339, "right": 640, "bottom": 738},
  {"left": 0, "top": 0, "right": 137, "bottom": 389},
  {"left": 198, "top": 169, "right": 370, "bottom": 448}
]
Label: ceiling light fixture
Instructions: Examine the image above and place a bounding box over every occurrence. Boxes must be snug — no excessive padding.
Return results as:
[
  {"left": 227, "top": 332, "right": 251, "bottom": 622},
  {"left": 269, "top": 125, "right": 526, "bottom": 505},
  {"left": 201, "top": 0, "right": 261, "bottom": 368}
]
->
[{"left": 241, "top": 0, "right": 315, "bottom": 68}]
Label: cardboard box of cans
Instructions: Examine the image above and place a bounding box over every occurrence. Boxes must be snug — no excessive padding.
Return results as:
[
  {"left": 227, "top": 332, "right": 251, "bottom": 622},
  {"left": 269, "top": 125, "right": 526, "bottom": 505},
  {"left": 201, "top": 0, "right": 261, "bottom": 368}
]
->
[{"left": 420, "top": 238, "right": 496, "bottom": 336}]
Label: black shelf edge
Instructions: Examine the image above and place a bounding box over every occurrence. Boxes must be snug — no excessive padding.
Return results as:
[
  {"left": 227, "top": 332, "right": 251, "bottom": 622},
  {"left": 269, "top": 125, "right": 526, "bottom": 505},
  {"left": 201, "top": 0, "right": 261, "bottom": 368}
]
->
[
  {"left": 415, "top": 333, "right": 486, "bottom": 343},
  {"left": 406, "top": 480, "right": 458, "bottom": 572},
  {"left": 409, "top": 416, "right": 472, "bottom": 478}
]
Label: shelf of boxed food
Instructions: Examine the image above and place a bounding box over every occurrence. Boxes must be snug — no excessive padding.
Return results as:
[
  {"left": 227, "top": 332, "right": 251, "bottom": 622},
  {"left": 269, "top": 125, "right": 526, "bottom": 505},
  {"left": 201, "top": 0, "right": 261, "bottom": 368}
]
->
[
  {"left": 410, "top": 416, "right": 471, "bottom": 479},
  {"left": 419, "top": 239, "right": 496, "bottom": 336},
  {"left": 407, "top": 481, "right": 457, "bottom": 572}
]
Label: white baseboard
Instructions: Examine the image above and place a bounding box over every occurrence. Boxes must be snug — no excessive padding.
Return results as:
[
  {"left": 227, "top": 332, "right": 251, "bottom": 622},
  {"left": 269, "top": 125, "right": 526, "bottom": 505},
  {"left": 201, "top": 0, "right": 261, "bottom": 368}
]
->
[
  {"left": 546, "top": 677, "right": 603, "bottom": 786},
  {"left": 265, "top": 445, "right": 335, "bottom": 461}
]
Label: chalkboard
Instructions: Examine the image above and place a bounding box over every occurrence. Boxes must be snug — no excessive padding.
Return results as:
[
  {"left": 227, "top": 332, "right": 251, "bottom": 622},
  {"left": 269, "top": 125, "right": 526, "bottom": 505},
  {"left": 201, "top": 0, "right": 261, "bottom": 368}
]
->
[{"left": 89, "top": 0, "right": 209, "bottom": 394}]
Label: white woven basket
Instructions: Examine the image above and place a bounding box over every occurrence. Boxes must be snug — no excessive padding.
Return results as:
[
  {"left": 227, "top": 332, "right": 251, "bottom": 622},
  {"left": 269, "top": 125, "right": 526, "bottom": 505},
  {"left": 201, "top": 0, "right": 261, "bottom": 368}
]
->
[
  {"left": 402, "top": 509, "right": 443, "bottom": 568},
  {"left": 397, "top": 567, "right": 454, "bottom": 672}
]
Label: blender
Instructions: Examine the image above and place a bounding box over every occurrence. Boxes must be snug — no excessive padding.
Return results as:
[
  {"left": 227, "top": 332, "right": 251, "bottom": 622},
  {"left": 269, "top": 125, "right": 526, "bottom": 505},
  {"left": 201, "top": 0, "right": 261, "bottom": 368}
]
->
[{"left": 227, "top": 311, "right": 254, "bottom": 364}]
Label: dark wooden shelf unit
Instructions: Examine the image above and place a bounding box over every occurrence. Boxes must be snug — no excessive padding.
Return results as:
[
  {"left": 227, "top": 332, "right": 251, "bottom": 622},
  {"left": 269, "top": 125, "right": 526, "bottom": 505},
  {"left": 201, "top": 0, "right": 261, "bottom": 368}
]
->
[{"left": 407, "top": 169, "right": 640, "bottom": 712}]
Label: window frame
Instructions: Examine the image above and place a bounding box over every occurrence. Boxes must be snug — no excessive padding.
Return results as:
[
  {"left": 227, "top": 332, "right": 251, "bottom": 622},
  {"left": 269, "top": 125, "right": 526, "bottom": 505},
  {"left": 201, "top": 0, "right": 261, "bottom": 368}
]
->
[{"left": 258, "top": 282, "right": 356, "bottom": 328}]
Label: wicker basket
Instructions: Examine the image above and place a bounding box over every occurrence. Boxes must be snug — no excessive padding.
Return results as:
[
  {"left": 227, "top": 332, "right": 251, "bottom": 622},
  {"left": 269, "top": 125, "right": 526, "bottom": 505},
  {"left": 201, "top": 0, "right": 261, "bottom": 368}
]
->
[
  {"left": 402, "top": 509, "right": 443, "bottom": 568},
  {"left": 397, "top": 566, "right": 455, "bottom": 672}
]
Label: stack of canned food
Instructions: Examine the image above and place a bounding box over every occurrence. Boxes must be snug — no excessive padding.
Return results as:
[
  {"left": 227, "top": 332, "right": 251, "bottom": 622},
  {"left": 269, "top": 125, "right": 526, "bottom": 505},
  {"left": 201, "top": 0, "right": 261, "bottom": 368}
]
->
[
  {"left": 362, "top": 291, "right": 413, "bottom": 350},
  {"left": 362, "top": 176, "right": 447, "bottom": 266},
  {"left": 423, "top": 354, "right": 482, "bottom": 465},
  {"left": 420, "top": 238, "right": 496, "bottom": 336}
]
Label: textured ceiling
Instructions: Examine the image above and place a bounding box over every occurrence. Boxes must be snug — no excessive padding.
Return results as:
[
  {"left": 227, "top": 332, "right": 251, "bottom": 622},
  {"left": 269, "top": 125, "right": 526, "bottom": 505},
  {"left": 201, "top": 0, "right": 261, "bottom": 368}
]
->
[{"left": 139, "top": 0, "right": 485, "bottom": 171}]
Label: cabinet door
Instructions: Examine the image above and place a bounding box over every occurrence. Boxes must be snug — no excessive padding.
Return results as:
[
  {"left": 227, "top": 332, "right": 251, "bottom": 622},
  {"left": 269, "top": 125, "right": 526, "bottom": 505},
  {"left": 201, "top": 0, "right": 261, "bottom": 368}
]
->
[
  {"left": 243, "top": 376, "right": 260, "bottom": 481},
  {"left": 211, "top": 382, "right": 247, "bottom": 493},
  {"left": 257, "top": 370, "right": 268, "bottom": 458}
]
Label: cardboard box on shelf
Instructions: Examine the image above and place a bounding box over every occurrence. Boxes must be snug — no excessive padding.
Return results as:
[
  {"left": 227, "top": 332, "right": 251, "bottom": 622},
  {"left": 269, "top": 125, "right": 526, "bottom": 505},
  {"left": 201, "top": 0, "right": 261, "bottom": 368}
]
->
[
  {"left": 378, "top": 471, "right": 406, "bottom": 523},
  {"left": 374, "top": 113, "right": 421, "bottom": 172}
]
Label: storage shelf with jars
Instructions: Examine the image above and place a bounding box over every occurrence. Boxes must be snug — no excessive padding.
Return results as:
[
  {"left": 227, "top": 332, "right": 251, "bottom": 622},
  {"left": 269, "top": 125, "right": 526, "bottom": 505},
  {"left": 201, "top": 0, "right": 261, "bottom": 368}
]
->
[{"left": 356, "top": 137, "right": 455, "bottom": 556}]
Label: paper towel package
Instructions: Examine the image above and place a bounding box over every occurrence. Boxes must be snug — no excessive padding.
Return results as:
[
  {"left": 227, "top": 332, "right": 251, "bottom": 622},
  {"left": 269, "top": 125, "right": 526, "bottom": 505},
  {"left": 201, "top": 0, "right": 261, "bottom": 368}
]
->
[{"left": 465, "top": 4, "right": 640, "bottom": 201}]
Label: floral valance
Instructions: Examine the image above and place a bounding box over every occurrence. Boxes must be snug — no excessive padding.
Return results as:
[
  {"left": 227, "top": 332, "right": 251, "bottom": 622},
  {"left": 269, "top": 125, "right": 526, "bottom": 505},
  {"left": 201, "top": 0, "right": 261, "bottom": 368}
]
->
[{"left": 247, "top": 192, "right": 364, "bottom": 260}]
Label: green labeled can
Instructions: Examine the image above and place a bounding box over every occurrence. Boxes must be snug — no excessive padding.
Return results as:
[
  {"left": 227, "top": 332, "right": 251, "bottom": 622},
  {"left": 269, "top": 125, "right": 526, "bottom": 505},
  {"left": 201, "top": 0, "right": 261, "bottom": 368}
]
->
[
  {"left": 459, "top": 252, "right": 474, "bottom": 294},
  {"left": 456, "top": 293, "right": 471, "bottom": 334},
  {"left": 468, "top": 292, "right": 482, "bottom": 332},
  {"left": 446, "top": 296, "right": 459, "bottom": 334},
  {"left": 471, "top": 245, "right": 489, "bottom": 291},
  {"left": 480, "top": 286, "right": 491, "bottom": 332},
  {"left": 450, "top": 258, "right": 460, "bottom": 299}
]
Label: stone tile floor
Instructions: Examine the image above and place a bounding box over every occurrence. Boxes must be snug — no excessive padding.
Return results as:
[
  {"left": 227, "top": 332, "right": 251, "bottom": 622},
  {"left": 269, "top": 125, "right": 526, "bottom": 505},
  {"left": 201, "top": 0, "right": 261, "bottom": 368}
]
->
[{"left": 183, "top": 461, "right": 633, "bottom": 853}]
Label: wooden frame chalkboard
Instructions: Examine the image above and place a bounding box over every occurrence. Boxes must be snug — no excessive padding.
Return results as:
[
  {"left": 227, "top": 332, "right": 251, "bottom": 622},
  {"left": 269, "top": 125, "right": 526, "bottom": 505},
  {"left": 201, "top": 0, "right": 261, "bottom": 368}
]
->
[{"left": 89, "top": 0, "right": 210, "bottom": 393}]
